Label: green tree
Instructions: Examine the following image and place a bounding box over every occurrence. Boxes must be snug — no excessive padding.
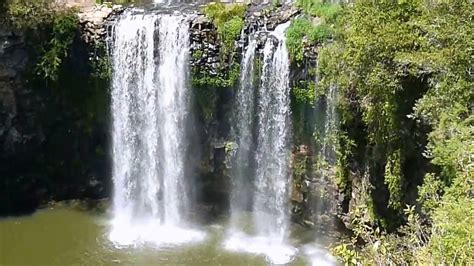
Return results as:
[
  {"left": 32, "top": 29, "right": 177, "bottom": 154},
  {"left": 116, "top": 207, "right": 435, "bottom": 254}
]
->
[{"left": 318, "top": 0, "right": 473, "bottom": 264}]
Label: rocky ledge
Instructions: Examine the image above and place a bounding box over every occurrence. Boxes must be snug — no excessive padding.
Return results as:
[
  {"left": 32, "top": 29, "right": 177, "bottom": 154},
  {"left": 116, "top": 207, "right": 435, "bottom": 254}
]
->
[
  {"left": 78, "top": 4, "right": 124, "bottom": 44},
  {"left": 189, "top": 3, "right": 300, "bottom": 83}
]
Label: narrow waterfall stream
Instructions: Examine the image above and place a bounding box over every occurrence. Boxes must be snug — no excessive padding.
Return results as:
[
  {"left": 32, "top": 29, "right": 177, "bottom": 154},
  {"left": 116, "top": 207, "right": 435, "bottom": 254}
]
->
[
  {"left": 229, "top": 36, "right": 257, "bottom": 224},
  {"left": 253, "top": 22, "right": 292, "bottom": 242},
  {"left": 225, "top": 22, "right": 299, "bottom": 265},
  {"left": 109, "top": 11, "right": 204, "bottom": 246},
  {"left": 321, "top": 85, "right": 338, "bottom": 164}
]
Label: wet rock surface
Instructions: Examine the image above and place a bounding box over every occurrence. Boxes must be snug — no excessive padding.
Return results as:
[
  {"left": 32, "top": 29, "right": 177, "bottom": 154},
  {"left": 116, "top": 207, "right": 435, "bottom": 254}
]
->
[
  {"left": 0, "top": 7, "right": 112, "bottom": 214},
  {"left": 0, "top": 28, "right": 45, "bottom": 213},
  {"left": 190, "top": 15, "right": 223, "bottom": 75},
  {"left": 0, "top": 29, "right": 41, "bottom": 166}
]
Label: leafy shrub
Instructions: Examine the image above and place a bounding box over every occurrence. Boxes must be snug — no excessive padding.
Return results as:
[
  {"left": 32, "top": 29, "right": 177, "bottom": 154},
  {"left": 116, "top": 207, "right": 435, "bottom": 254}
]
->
[
  {"left": 308, "top": 23, "right": 332, "bottom": 42},
  {"left": 7, "top": 0, "right": 54, "bottom": 29},
  {"left": 286, "top": 17, "right": 332, "bottom": 62},
  {"left": 286, "top": 0, "right": 339, "bottom": 63},
  {"left": 6, "top": 0, "right": 79, "bottom": 81},
  {"left": 192, "top": 63, "right": 240, "bottom": 89},
  {"left": 332, "top": 205, "right": 430, "bottom": 265},
  {"left": 420, "top": 196, "right": 474, "bottom": 264},
  {"left": 320, "top": 0, "right": 473, "bottom": 264},
  {"left": 291, "top": 82, "right": 316, "bottom": 105},
  {"left": 220, "top": 17, "right": 244, "bottom": 55},
  {"left": 202, "top": 3, "right": 246, "bottom": 56},
  {"left": 384, "top": 149, "right": 402, "bottom": 210},
  {"left": 35, "top": 11, "right": 78, "bottom": 81},
  {"left": 286, "top": 18, "right": 311, "bottom": 62},
  {"left": 296, "top": 0, "right": 342, "bottom": 22}
]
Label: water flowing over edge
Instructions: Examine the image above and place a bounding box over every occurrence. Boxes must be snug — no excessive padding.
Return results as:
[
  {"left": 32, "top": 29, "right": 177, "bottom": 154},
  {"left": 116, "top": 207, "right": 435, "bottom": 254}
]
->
[
  {"left": 228, "top": 35, "right": 257, "bottom": 226},
  {"left": 225, "top": 21, "right": 298, "bottom": 265},
  {"left": 253, "top": 21, "right": 293, "bottom": 242},
  {"left": 108, "top": 11, "right": 204, "bottom": 247}
]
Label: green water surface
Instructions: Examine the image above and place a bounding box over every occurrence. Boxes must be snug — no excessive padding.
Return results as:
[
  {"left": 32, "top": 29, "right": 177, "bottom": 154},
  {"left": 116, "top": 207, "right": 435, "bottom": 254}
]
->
[{"left": 0, "top": 206, "right": 334, "bottom": 265}]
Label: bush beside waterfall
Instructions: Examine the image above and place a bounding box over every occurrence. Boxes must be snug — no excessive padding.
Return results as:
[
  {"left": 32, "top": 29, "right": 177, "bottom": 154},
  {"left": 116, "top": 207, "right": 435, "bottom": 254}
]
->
[
  {"left": 202, "top": 3, "right": 246, "bottom": 58},
  {"left": 285, "top": 0, "right": 342, "bottom": 63},
  {"left": 315, "top": 0, "right": 473, "bottom": 264}
]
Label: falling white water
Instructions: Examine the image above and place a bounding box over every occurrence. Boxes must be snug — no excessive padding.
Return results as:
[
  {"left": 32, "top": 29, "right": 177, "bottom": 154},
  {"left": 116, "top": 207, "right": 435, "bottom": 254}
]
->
[
  {"left": 109, "top": 11, "right": 204, "bottom": 247},
  {"left": 321, "top": 85, "right": 338, "bottom": 163},
  {"left": 254, "top": 21, "right": 292, "bottom": 242},
  {"left": 225, "top": 22, "right": 296, "bottom": 264},
  {"left": 229, "top": 36, "right": 257, "bottom": 225}
]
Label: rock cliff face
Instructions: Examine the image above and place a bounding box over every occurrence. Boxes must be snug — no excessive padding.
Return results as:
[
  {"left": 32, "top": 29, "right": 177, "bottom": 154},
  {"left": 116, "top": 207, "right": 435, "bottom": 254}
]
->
[
  {"left": 187, "top": 4, "right": 338, "bottom": 229},
  {"left": 189, "top": 5, "right": 300, "bottom": 76},
  {"left": 0, "top": 7, "right": 115, "bottom": 214},
  {"left": 0, "top": 28, "right": 45, "bottom": 213},
  {"left": 0, "top": 29, "right": 33, "bottom": 159}
]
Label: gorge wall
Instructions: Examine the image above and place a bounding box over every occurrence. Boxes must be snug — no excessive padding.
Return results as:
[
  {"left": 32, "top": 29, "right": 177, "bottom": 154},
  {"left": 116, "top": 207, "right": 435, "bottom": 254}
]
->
[{"left": 0, "top": 5, "right": 118, "bottom": 213}]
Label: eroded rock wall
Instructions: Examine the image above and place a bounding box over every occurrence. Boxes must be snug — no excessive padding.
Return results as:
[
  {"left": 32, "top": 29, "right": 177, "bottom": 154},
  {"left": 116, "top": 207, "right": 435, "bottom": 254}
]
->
[{"left": 0, "top": 6, "right": 117, "bottom": 214}]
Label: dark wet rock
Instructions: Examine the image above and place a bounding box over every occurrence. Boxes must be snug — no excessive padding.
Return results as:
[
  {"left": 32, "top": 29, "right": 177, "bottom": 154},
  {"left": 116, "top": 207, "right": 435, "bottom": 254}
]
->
[{"left": 0, "top": 7, "right": 112, "bottom": 214}]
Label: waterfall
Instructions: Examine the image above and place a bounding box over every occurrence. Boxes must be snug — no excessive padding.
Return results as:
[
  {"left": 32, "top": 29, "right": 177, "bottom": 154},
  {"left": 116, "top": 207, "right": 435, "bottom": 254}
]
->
[
  {"left": 229, "top": 36, "right": 257, "bottom": 226},
  {"left": 225, "top": 22, "right": 296, "bottom": 264},
  {"left": 254, "top": 22, "right": 292, "bottom": 242},
  {"left": 321, "top": 85, "right": 338, "bottom": 164},
  {"left": 109, "top": 11, "right": 204, "bottom": 247}
]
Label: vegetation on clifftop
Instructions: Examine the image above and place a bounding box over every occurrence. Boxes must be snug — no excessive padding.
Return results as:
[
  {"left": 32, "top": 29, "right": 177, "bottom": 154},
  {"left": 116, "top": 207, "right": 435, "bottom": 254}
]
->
[
  {"left": 195, "top": 3, "right": 246, "bottom": 86},
  {"left": 286, "top": 0, "right": 343, "bottom": 117},
  {"left": 193, "top": 3, "right": 247, "bottom": 123},
  {"left": 5, "top": 0, "right": 80, "bottom": 81},
  {"left": 286, "top": 0, "right": 342, "bottom": 63},
  {"left": 202, "top": 3, "right": 246, "bottom": 58}
]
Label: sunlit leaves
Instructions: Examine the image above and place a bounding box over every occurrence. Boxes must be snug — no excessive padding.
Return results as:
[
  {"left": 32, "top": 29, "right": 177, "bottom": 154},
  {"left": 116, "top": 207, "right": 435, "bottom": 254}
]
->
[{"left": 320, "top": 0, "right": 473, "bottom": 264}]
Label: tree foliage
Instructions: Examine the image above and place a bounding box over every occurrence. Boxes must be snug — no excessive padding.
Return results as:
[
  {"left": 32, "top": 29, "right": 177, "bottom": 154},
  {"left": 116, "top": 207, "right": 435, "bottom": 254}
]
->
[
  {"left": 286, "top": 17, "right": 333, "bottom": 62},
  {"left": 6, "top": 0, "right": 79, "bottom": 81},
  {"left": 317, "top": 0, "right": 473, "bottom": 264},
  {"left": 286, "top": 0, "right": 342, "bottom": 62},
  {"left": 296, "top": 0, "right": 342, "bottom": 23}
]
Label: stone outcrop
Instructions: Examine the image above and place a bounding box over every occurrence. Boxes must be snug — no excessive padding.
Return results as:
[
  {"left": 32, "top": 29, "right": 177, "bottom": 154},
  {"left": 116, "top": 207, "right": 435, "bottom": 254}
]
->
[
  {"left": 245, "top": 4, "right": 299, "bottom": 32},
  {"left": 55, "top": 0, "right": 96, "bottom": 9},
  {"left": 290, "top": 144, "right": 339, "bottom": 233},
  {"left": 190, "top": 15, "right": 223, "bottom": 75},
  {"left": 189, "top": 3, "right": 300, "bottom": 82},
  {"left": 78, "top": 4, "right": 124, "bottom": 44},
  {"left": 0, "top": 27, "right": 48, "bottom": 213}
]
